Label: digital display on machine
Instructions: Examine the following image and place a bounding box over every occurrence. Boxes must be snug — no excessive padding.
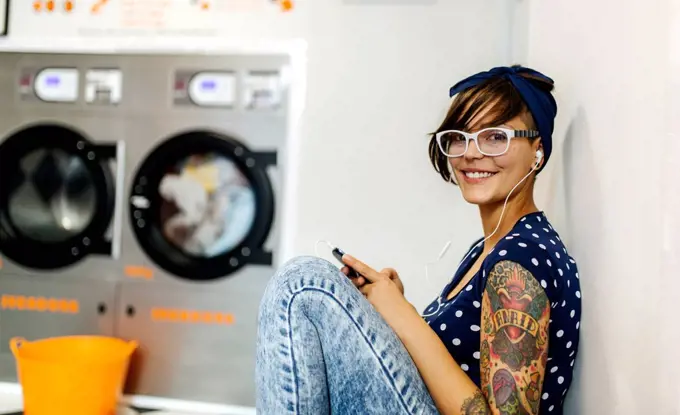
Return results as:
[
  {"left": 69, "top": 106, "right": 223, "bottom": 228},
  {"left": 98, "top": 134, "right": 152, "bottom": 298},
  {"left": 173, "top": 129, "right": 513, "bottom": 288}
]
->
[
  {"left": 201, "top": 80, "right": 216, "bottom": 90},
  {"left": 33, "top": 68, "right": 79, "bottom": 103},
  {"left": 188, "top": 72, "right": 235, "bottom": 107}
]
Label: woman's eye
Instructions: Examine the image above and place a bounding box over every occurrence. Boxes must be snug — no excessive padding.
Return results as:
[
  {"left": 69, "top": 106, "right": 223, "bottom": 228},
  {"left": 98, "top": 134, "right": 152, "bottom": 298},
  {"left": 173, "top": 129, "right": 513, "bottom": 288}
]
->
[{"left": 486, "top": 133, "right": 507, "bottom": 141}]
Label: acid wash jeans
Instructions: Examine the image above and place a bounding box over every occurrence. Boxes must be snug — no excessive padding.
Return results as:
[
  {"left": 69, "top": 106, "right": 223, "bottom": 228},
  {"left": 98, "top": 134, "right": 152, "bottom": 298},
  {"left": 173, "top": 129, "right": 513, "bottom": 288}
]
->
[{"left": 255, "top": 256, "right": 440, "bottom": 414}]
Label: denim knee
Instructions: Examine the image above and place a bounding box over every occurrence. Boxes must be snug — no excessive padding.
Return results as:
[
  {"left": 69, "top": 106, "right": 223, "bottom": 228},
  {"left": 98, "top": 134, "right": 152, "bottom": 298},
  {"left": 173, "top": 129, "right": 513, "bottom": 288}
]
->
[{"left": 273, "top": 255, "right": 342, "bottom": 286}]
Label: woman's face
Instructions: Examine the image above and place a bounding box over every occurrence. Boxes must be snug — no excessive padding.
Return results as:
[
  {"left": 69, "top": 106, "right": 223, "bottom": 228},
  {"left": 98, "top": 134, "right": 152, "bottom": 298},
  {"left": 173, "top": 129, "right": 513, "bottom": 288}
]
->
[{"left": 449, "top": 108, "right": 542, "bottom": 207}]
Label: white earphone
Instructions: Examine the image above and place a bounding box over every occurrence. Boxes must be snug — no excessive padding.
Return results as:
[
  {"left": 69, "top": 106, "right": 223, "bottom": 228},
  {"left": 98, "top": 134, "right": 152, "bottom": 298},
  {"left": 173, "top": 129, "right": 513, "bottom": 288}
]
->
[
  {"left": 425, "top": 147, "right": 545, "bottom": 296},
  {"left": 534, "top": 149, "right": 544, "bottom": 169}
]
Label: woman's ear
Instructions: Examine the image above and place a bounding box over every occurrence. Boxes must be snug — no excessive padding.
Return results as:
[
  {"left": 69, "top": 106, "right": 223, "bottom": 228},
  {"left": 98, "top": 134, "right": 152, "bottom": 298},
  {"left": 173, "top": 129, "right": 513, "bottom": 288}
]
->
[{"left": 533, "top": 141, "right": 545, "bottom": 170}]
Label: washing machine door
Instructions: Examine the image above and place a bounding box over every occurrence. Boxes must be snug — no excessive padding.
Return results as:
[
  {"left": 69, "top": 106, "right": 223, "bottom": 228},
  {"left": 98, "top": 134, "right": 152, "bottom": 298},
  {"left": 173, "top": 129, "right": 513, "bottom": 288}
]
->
[
  {"left": 129, "top": 130, "right": 276, "bottom": 281},
  {"left": 0, "top": 123, "right": 118, "bottom": 269}
]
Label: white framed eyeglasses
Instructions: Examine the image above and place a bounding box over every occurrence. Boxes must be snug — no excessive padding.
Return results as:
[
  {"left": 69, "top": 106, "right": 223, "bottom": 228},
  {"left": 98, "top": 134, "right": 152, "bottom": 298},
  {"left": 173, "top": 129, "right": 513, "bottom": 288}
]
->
[{"left": 435, "top": 127, "right": 540, "bottom": 157}]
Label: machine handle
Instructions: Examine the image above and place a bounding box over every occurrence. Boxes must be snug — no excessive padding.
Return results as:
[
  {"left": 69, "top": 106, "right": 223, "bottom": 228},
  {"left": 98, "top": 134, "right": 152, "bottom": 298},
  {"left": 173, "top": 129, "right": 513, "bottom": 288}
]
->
[{"left": 9, "top": 337, "right": 27, "bottom": 357}]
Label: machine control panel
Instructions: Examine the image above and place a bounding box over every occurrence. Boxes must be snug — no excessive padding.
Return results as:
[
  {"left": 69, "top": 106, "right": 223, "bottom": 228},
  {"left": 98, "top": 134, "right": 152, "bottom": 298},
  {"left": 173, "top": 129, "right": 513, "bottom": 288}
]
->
[
  {"left": 174, "top": 69, "right": 283, "bottom": 109},
  {"left": 20, "top": 67, "right": 79, "bottom": 103},
  {"left": 244, "top": 70, "right": 282, "bottom": 110},
  {"left": 174, "top": 70, "right": 236, "bottom": 108},
  {"left": 85, "top": 69, "right": 123, "bottom": 105}
]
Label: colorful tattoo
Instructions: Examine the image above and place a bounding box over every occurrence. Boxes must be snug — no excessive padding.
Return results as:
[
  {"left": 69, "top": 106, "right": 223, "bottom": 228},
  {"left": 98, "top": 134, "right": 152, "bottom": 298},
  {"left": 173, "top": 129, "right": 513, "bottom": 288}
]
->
[
  {"left": 461, "top": 390, "right": 491, "bottom": 415},
  {"left": 483, "top": 306, "right": 494, "bottom": 335},
  {"left": 480, "top": 340, "right": 492, "bottom": 397},
  {"left": 492, "top": 369, "right": 531, "bottom": 415},
  {"left": 525, "top": 372, "right": 541, "bottom": 413},
  {"left": 486, "top": 261, "right": 549, "bottom": 371},
  {"left": 480, "top": 260, "right": 551, "bottom": 415}
]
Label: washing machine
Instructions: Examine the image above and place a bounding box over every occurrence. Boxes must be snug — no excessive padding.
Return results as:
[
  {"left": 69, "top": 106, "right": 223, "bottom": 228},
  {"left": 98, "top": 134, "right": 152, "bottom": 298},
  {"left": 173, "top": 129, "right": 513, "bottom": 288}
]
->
[
  {"left": 0, "top": 53, "right": 126, "bottom": 382},
  {"left": 0, "top": 51, "right": 292, "bottom": 407}
]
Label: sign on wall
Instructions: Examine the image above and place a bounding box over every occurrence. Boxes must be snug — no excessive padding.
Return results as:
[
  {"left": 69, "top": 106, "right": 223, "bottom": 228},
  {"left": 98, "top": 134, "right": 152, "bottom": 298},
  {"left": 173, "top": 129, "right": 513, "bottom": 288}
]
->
[
  {"left": 343, "top": 0, "right": 436, "bottom": 4},
  {"left": 10, "top": 0, "right": 296, "bottom": 37}
]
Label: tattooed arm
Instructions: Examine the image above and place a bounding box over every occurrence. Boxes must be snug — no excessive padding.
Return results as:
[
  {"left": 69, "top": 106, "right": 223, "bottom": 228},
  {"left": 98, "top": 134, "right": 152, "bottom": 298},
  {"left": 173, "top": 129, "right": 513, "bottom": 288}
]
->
[
  {"left": 375, "top": 259, "right": 549, "bottom": 415},
  {"left": 477, "top": 260, "right": 551, "bottom": 414}
]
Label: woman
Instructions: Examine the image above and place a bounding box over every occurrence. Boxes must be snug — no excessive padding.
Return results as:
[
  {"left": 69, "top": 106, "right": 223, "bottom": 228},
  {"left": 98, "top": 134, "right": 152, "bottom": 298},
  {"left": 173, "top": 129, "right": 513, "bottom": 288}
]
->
[{"left": 256, "top": 66, "right": 582, "bottom": 415}]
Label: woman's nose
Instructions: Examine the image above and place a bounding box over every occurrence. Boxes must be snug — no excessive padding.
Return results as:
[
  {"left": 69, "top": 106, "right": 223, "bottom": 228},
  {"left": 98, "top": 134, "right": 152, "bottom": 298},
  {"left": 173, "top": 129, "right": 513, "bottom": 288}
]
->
[{"left": 464, "top": 139, "right": 484, "bottom": 160}]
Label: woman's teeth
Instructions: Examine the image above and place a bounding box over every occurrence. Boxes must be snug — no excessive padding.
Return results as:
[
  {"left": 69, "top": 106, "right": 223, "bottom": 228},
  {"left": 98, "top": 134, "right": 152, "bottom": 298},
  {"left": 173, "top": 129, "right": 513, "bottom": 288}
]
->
[{"left": 464, "top": 171, "right": 496, "bottom": 179}]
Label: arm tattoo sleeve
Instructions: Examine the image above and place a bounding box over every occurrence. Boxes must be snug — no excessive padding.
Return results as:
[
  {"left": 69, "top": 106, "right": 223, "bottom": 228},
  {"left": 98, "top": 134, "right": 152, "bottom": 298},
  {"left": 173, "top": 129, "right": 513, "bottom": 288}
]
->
[
  {"left": 480, "top": 260, "right": 550, "bottom": 415},
  {"left": 461, "top": 390, "right": 491, "bottom": 415}
]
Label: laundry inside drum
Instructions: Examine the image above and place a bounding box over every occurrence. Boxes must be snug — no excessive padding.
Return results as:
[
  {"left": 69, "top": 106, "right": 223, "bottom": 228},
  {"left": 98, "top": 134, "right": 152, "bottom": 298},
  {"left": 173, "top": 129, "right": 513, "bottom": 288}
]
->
[
  {"left": 7, "top": 149, "right": 97, "bottom": 242},
  {"left": 158, "top": 153, "right": 257, "bottom": 258}
]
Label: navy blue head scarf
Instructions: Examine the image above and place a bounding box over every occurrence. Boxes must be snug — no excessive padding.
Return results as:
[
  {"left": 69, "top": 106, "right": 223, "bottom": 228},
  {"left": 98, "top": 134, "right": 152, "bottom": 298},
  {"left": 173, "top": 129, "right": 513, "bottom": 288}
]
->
[{"left": 448, "top": 66, "right": 558, "bottom": 172}]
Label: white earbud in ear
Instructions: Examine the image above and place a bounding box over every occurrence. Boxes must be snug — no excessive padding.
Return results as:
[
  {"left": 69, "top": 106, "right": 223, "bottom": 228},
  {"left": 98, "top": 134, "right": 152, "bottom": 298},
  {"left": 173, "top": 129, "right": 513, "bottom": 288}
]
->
[{"left": 534, "top": 150, "right": 543, "bottom": 169}]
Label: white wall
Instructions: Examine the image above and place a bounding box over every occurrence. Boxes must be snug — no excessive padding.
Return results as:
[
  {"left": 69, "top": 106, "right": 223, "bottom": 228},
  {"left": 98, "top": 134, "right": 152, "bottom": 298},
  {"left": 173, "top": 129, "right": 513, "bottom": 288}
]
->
[
  {"left": 526, "top": 0, "right": 676, "bottom": 413},
  {"left": 290, "top": 0, "right": 515, "bottom": 310},
  {"left": 4, "top": 0, "right": 516, "bottom": 311},
  {"left": 664, "top": 2, "right": 680, "bottom": 409}
]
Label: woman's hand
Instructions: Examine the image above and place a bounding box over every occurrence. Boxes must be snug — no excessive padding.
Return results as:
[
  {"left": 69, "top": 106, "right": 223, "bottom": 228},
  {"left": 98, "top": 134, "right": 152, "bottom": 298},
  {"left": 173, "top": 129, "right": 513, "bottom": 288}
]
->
[
  {"left": 341, "top": 255, "right": 414, "bottom": 324},
  {"left": 341, "top": 265, "right": 405, "bottom": 294}
]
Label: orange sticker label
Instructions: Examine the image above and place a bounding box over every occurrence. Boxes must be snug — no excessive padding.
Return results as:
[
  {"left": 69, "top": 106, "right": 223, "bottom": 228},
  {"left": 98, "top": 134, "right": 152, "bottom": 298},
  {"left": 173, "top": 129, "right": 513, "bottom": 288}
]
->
[
  {"left": 91, "top": 0, "right": 108, "bottom": 13},
  {"left": 151, "top": 307, "right": 234, "bottom": 325},
  {"left": 1, "top": 295, "right": 79, "bottom": 314},
  {"left": 124, "top": 266, "right": 154, "bottom": 280},
  {"left": 280, "top": 0, "right": 293, "bottom": 12}
]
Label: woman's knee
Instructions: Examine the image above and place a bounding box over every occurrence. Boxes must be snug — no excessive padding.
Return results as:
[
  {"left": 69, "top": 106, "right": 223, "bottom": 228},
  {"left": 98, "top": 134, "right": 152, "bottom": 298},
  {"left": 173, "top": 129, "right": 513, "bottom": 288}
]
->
[
  {"left": 275, "top": 255, "right": 342, "bottom": 284},
  {"left": 261, "top": 255, "right": 343, "bottom": 298}
]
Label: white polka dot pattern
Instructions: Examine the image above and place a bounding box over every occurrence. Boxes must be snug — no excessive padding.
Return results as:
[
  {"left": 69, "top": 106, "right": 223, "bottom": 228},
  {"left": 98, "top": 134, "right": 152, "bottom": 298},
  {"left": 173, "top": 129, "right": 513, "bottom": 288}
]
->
[{"left": 421, "top": 212, "right": 581, "bottom": 415}]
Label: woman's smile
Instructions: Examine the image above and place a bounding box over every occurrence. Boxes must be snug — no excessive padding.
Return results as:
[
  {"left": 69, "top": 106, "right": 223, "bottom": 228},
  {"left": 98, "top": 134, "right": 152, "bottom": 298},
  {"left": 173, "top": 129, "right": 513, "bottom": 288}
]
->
[{"left": 459, "top": 168, "right": 499, "bottom": 184}]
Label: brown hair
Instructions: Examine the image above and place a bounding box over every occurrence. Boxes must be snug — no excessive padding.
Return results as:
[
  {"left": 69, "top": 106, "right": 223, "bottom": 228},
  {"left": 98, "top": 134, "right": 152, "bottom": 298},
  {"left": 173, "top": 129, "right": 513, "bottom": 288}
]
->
[{"left": 428, "top": 67, "right": 555, "bottom": 183}]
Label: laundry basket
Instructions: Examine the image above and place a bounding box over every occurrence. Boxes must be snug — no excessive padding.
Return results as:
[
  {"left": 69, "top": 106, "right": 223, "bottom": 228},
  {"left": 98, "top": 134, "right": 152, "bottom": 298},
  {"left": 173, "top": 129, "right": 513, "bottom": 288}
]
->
[{"left": 10, "top": 336, "right": 138, "bottom": 415}]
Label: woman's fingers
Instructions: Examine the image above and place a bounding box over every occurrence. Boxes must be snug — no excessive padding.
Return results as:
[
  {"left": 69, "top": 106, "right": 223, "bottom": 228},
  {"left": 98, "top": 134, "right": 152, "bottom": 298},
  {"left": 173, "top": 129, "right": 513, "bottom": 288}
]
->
[
  {"left": 341, "top": 266, "right": 366, "bottom": 287},
  {"left": 342, "top": 255, "right": 381, "bottom": 282},
  {"left": 380, "top": 268, "right": 398, "bottom": 279},
  {"left": 352, "top": 276, "right": 366, "bottom": 288}
]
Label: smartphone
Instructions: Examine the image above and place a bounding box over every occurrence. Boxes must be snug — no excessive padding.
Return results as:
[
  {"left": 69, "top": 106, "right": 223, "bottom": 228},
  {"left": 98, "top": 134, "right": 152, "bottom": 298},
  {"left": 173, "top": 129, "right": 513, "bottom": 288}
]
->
[{"left": 331, "top": 247, "right": 361, "bottom": 278}]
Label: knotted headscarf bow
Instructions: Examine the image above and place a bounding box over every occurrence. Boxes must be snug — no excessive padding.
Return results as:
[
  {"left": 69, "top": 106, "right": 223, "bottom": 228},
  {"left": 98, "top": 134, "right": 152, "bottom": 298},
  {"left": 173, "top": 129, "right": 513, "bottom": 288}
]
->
[{"left": 448, "top": 66, "right": 558, "bottom": 172}]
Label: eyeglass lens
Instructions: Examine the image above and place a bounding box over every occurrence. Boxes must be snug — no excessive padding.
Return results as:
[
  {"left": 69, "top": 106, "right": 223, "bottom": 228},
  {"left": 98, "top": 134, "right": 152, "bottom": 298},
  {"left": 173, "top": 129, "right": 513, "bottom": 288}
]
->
[{"left": 438, "top": 129, "right": 510, "bottom": 157}]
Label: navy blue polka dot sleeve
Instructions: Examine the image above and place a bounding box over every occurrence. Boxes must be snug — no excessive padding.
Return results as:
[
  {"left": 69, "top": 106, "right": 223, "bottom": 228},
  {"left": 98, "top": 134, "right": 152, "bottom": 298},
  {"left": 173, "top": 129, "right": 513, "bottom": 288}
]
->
[{"left": 422, "top": 212, "right": 582, "bottom": 414}]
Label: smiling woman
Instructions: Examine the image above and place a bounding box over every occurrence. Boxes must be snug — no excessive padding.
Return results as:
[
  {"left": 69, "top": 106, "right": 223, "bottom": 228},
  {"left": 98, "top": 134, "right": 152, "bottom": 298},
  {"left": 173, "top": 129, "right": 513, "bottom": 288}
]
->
[{"left": 256, "top": 66, "right": 581, "bottom": 415}]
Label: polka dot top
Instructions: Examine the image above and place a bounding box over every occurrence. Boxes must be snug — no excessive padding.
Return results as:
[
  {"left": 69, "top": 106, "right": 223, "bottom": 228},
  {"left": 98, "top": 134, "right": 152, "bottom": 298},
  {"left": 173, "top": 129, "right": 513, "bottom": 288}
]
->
[{"left": 422, "top": 212, "right": 581, "bottom": 414}]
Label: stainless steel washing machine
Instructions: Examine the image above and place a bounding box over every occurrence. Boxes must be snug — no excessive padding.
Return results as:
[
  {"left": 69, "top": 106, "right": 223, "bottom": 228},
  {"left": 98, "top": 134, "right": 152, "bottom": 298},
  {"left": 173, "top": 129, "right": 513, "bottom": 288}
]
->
[
  {"left": 0, "top": 51, "right": 291, "bottom": 407},
  {"left": 0, "top": 53, "right": 126, "bottom": 384}
]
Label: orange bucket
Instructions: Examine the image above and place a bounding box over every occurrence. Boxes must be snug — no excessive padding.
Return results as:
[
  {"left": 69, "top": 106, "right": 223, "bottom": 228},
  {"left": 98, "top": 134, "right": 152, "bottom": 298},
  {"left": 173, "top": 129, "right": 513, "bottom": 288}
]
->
[{"left": 10, "top": 336, "right": 138, "bottom": 415}]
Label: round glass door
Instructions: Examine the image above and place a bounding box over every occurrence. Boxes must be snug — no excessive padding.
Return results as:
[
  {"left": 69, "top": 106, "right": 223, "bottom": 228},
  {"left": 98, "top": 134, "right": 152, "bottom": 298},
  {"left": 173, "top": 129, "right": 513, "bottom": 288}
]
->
[
  {"left": 0, "top": 124, "right": 117, "bottom": 269},
  {"left": 8, "top": 149, "right": 97, "bottom": 242},
  {"left": 129, "top": 131, "right": 276, "bottom": 281}
]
